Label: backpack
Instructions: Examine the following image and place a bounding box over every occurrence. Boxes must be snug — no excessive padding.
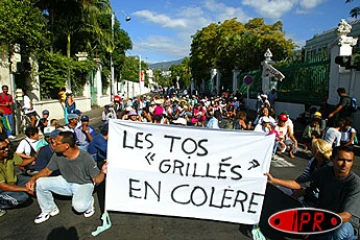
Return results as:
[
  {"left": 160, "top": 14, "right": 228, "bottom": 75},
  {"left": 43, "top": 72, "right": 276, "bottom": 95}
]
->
[{"left": 350, "top": 97, "right": 358, "bottom": 113}]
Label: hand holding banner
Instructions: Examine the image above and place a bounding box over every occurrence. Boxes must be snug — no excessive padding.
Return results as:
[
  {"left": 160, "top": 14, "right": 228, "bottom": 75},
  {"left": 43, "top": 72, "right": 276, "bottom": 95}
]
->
[{"left": 106, "top": 120, "right": 274, "bottom": 224}]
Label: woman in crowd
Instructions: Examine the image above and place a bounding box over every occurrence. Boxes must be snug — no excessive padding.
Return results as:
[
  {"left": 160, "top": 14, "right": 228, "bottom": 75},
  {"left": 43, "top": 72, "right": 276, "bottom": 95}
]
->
[
  {"left": 340, "top": 117, "right": 357, "bottom": 148},
  {"left": 266, "top": 139, "right": 332, "bottom": 207},
  {"left": 234, "top": 111, "right": 250, "bottom": 130},
  {"left": 253, "top": 107, "right": 275, "bottom": 126},
  {"left": 64, "top": 93, "right": 76, "bottom": 124},
  {"left": 191, "top": 102, "right": 206, "bottom": 127}
]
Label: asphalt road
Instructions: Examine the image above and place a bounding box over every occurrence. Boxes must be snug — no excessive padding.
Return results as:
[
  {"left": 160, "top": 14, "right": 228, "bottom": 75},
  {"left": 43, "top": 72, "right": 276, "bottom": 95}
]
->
[{"left": 2, "top": 107, "right": 360, "bottom": 240}]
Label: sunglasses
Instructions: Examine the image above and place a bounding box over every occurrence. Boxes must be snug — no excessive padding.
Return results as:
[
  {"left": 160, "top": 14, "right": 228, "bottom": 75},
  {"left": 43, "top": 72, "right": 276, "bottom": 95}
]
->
[{"left": 0, "top": 144, "right": 9, "bottom": 151}]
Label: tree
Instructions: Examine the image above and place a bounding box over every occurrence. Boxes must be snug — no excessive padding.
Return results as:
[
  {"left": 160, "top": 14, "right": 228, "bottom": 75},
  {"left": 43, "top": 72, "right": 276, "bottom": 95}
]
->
[
  {"left": 169, "top": 57, "right": 192, "bottom": 89},
  {"left": 121, "top": 56, "right": 148, "bottom": 82},
  {"left": 346, "top": 0, "right": 360, "bottom": 18},
  {"left": 189, "top": 18, "right": 295, "bottom": 89},
  {"left": 0, "top": 0, "right": 48, "bottom": 55}
]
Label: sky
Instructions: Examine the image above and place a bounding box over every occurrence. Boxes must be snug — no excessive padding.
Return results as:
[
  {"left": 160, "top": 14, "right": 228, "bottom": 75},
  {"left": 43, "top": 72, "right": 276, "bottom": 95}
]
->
[{"left": 111, "top": 0, "right": 358, "bottom": 64}]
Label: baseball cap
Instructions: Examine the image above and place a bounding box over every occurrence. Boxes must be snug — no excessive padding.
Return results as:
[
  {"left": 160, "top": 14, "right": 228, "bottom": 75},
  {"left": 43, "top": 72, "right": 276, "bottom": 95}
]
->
[
  {"left": 43, "top": 126, "right": 55, "bottom": 137},
  {"left": 279, "top": 113, "right": 288, "bottom": 121},
  {"left": 314, "top": 111, "right": 322, "bottom": 118},
  {"left": 67, "top": 114, "right": 79, "bottom": 120},
  {"left": 42, "top": 109, "right": 49, "bottom": 115},
  {"left": 50, "top": 129, "right": 61, "bottom": 139},
  {"left": 81, "top": 115, "right": 89, "bottom": 122},
  {"left": 74, "top": 109, "right": 82, "bottom": 115}
]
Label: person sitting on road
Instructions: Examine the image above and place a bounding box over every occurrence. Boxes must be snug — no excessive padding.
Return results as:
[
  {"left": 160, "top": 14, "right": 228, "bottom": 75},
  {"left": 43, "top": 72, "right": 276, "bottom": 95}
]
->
[
  {"left": 16, "top": 126, "right": 40, "bottom": 175},
  {"left": 127, "top": 110, "right": 142, "bottom": 122},
  {"left": 74, "top": 115, "right": 95, "bottom": 151},
  {"left": 322, "top": 119, "right": 343, "bottom": 147},
  {"left": 206, "top": 110, "right": 221, "bottom": 129},
  {"left": 266, "top": 139, "right": 332, "bottom": 207},
  {"left": 267, "top": 146, "right": 360, "bottom": 240},
  {"left": 191, "top": 102, "right": 206, "bottom": 127},
  {"left": 0, "top": 140, "right": 34, "bottom": 217},
  {"left": 254, "top": 116, "right": 271, "bottom": 134},
  {"left": 275, "top": 113, "right": 298, "bottom": 159},
  {"left": 26, "top": 131, "right": 107, "bottom": 224},
  {"left": 302, "top": 118, "right": 321, "bottom": 150},
  {"left": 340, "top": 117, "right": 357, "bottom": 148},
  {"left": 234, "top": 111, "right": 250, "bottom": 130},
  {"left": 102, "top": 104, "right": 116, "bottom": 123},
  {"left": 34, "top": 129, "right": 61, "bottom": 176},
  {"left": 63, "top": 114, "right": 78, "bottom": 133},
  {"left": 253, "top": 107, "right": 276, "bottom": 126}
]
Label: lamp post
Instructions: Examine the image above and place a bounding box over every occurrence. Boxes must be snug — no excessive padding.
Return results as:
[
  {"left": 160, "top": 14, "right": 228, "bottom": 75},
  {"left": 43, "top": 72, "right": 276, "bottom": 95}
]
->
[
  {"left": 139, "top": 54, "right": 142, "bottom": 95},
  {"left": 111, "top": 12, "right": 131, "bottom": 98}
]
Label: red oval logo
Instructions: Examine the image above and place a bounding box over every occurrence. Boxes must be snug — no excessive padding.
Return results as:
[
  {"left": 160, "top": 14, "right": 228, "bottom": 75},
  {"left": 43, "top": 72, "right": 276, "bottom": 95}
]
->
[{"left": 268, "top": 208, "right": 342, "bottom": 235}]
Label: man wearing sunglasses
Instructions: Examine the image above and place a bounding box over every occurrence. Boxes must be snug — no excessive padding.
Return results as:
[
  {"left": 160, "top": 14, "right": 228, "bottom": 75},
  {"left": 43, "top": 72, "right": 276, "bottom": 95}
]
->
[
  {"left": 26, "top": 131, "right": 107, "bottom": 224},
  {"left": 0, "top": 140, "right": 34, "bottom": 217}
]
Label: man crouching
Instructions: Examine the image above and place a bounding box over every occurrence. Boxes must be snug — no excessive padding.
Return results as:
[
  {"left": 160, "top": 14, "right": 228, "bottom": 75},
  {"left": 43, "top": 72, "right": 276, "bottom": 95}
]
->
[{"left": 26, "top": 131, "right": 107, "bottom": 224}]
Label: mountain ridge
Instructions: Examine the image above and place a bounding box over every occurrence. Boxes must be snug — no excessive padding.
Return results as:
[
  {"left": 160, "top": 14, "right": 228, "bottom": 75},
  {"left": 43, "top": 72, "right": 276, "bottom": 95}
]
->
[{"left": 149, "top": 58, "right": 184, "bottom": 71}]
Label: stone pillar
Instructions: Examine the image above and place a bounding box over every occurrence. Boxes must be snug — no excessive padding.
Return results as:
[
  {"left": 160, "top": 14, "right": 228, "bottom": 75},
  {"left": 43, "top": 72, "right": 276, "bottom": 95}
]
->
[
  {"left": 75, "top": 52, "right": 90, "bottom": 98},
  {"left": 94, "top": 59, "right": 102, "bottom": 106},
  {"left": 216, "top": 71, "right": 221, "bottom": 93},
  {"left": 210, "top": 68, "right": 217, "bottom": 91},
  {"left": 328, "top": 19, "right": 358, "bottom": 105},
  {"left": 232, "top": 70, "right": 240, "bottom": 92},
  {"left": 262, "top": 49, "right": 273, "bottom": 95}
]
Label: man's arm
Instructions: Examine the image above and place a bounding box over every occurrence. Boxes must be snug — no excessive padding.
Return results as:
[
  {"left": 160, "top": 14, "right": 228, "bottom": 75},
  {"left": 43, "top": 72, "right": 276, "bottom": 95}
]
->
[
  {"left": 265, "top": 173, "right": 302, "bottom": 190},
  {"left": 338, "top": 212, "right": 352, "bottom": 223},
  {"left": 0, "top": 182, "right": 31, "bottom": 193},
  {"left": 328, "top": 105, "right": 343, "bottom": 118},
  {"left": 26, "top": 168, "right": 53, "bottom": 193},
  {"left": 92, "top": 162, "right": 108, "bottom": 185}
]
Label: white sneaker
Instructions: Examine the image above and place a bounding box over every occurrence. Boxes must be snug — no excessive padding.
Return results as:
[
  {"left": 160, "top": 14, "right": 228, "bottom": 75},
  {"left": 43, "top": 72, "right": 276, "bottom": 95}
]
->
[
  {"left": 8, "top": 135, "right": 16, "bottom": 139},
  {"left": 84, "top": 197, "right": 95, "bottom": 218},
  {"left": 0, "top": 209, "right": 6, "bottom": 217},
  {"left": 34, "top": 207, "right": 60, "bottom": 224}
]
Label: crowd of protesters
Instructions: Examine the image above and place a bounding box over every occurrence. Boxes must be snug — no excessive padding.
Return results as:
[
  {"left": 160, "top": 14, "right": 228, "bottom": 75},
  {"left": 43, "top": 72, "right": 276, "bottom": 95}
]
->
[{"left": 0, "top": 84, "right": 359, "bottom": 239}]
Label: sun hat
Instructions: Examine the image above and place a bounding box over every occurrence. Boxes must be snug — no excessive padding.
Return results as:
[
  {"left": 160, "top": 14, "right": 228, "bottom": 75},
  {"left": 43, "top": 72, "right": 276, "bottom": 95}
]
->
[{"left": 173, "top": 118, "right": 187, "bottom": 126}]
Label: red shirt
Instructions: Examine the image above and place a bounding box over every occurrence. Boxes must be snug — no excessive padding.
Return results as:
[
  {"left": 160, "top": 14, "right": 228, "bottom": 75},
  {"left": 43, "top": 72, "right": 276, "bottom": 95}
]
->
[{"left": 0, "top": 93, "right": 13, "bottom": 114}]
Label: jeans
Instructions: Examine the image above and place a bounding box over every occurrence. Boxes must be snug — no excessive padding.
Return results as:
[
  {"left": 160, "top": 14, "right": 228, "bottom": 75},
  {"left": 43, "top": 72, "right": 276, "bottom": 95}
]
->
[
  {"left": 36, "top": 176, "right": 94, "bottom": 213},
  {"left": 0, "top": 175, "right": 30, "bottom": 209},
  {"left": 3, "top": 113, "right": 13, "bottom": 136},
  {"left": 272, "top": 141, "right": 279, "bottom": 155},
  {"left": 313, "top": 222, "right": 357, "bottom": 240}
]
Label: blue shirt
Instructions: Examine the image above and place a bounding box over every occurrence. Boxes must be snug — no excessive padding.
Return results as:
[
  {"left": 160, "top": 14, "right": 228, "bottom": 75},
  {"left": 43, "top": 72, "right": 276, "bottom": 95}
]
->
[
  {"left": 88, "top": 134, "right": 107, "bottom": 162},
  {"left": 74, "top": 125, "right": 95, "bottom": 146},
  {"left": 35, "top": 144, "right": 60, "bottom": 176},
  {"left": 206, "top": 117, "right": 220, "bottom": 129}
]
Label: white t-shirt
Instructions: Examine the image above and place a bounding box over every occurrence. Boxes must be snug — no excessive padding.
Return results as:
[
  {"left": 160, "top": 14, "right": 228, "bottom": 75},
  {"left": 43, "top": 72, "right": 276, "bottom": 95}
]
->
[
  {"left": 16, "top": 137, "right": 39, "bottom": 156},
  {"left": 23, "top": 95, "right": 34, "bottom": 114}
]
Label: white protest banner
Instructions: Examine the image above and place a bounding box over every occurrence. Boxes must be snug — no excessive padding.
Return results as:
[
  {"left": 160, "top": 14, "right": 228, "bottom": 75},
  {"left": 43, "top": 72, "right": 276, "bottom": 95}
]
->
[{"left": 106, "top": 120, "right": 274, "bottom": 224}]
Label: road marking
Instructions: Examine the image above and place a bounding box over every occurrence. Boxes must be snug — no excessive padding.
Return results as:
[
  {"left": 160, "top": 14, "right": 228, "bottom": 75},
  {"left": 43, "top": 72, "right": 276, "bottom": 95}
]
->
[{"left": 271, "top": 155, "right": 295, "bottom": 167}]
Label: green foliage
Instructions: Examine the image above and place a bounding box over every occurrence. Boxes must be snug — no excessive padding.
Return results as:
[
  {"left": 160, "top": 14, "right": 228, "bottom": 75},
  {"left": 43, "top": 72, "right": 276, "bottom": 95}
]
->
[
  {"left": 190, "top": 18, "right": 295, "bottom": 89},
  {"left": 0, "top": 0, "right": 133, "bottom": 98},
  {"left": 0, "top": 0, "right": 48, "bottom": 54},
  {"left": 121, "top": 56, "right": 148, "bottom": 83},
  {"left": 346, "top": 0, "right": 360, "bottom": 18},
  {"left": 169, "top": 57, "right": 192, "bottom": 88},
  {"left": 37, "top": 52, "right": 96, "bottom": 99},
  {"left": 153, "top": 70, "right": 171, "bottom": 87}
]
